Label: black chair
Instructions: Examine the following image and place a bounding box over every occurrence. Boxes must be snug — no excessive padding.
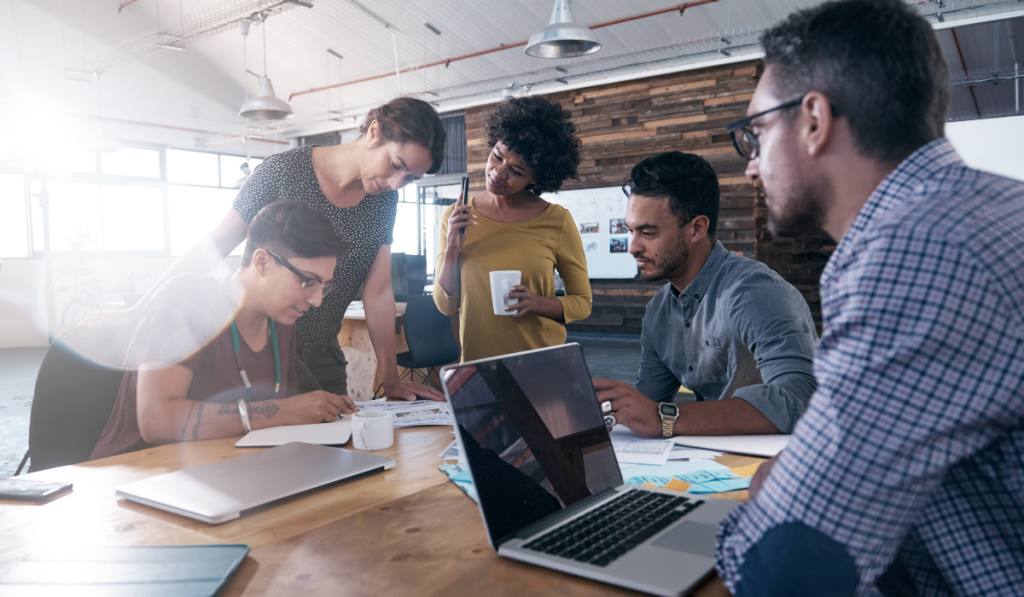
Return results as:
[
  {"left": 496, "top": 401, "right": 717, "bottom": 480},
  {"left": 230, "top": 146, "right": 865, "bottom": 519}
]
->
[
  {"left": 25, "top": 323, "right": 134, "bottom": 473},
  {"left": 373, "top": 295, "right": 459, "bottom": 396},
  {"left": 403, "top": 254, "right": 427, "bottom": 298}
]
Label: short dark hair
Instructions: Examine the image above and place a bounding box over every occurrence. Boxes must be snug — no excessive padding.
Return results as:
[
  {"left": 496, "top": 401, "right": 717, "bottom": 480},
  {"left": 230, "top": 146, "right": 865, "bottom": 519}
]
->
[
  {"left": 241, "top": 201, "right": 349, "bottom": 267},
  {"left": 625, "top": 152, "right": 719, "bottom": 237},
  {"left": 360, "top": 97, "right": 447, "bottom": 174},
  {"left": 761, "top": 0, "right": 949, "bottom": 163},
  {"left": 484, "top": 96, "right": 582, "bottom": 195}
]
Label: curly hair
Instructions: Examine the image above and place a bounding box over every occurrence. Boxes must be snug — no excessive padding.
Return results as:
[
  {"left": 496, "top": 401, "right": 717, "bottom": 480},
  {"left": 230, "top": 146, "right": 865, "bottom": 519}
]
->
[{"left": 484, "top": 96, "right": 582, "bottom": 194}]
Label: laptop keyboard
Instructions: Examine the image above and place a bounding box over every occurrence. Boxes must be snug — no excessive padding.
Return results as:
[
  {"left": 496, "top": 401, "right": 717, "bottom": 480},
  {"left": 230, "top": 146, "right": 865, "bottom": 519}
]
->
[{"left": 521, "top": 490, "right": 704, "bottom": 567}]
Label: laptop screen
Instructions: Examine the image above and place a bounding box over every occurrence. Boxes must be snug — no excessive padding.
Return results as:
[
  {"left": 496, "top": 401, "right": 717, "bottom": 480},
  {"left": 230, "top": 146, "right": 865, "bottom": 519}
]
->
[{"left": 445, "top": 344, "right": 623, "bottom": 546}]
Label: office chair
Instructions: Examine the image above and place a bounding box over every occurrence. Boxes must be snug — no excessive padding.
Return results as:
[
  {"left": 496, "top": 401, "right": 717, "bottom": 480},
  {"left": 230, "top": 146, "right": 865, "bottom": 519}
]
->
[
  {"left": 403, "top": 254, "right": 427, "bottom": 297},
  {"left": 24, "top": 323, "right": 133, "bottom": 473},
  {"left": 372, "top": 295, "right": 459, "bottom": 397}
]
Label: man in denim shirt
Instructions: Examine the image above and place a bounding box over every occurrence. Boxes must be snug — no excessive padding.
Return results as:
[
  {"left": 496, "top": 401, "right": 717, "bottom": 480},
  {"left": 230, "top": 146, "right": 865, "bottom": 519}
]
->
[{"left": 594, "top": 152, "right": 817, "bottom": 437}]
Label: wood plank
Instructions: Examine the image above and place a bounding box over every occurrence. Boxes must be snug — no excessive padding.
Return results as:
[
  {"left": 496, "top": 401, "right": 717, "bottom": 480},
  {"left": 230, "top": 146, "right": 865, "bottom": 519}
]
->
[
  {"left": 578, "top": 82, "right": 651, "bottom": 101},
  {"left": 642, "top": 114, "right": 709, "bottom": 129},
  {"left": 578, "top": 130, "right": 658, "bottom": 144},
  {"left": 704, "top": 93, "right": 754, "bottom": 107},
  {"left": 648, "top": 78, "right": 716, "bottom": 96}
]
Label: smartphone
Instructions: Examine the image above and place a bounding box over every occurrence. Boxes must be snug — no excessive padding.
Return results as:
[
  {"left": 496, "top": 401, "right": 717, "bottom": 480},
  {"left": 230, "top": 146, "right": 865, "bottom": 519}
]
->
[
  {"left": 459, "top": 176, "right": 470, "bottom": 236},
  {"left": 0, "top": 478, "right": 73, "bottom": 502}
]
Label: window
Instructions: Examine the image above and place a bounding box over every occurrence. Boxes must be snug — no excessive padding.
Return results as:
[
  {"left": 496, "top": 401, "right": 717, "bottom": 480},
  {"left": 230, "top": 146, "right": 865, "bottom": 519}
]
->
[
  {"left": 49, "top": 149, "right": 97, "bottom": 174},
  {"left": 100, "top": 185, "right": 164, "bottom": 251},
  {"left": 0, "top": 173, "right": 29, "bottom": 257},
  {"left": 220, "top": 155, "right": 263, "bottom": 188},
  {"left": 167, "top": 149, "right": 219, "bottom": 186},
  {"left": 168, "top": 185, "right": 242, "bottom": 256},
  {"left": 32, "top": 182, "right": 102, "bottom": 252},
  {"left": 102, "top": 147, "right": 160, "bottom": 178}
]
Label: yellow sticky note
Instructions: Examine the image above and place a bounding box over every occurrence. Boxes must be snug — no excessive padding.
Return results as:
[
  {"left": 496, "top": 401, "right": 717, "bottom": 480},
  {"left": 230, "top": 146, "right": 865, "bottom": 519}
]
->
[
  {"left": 642, "top": 482, "right": 661, "bottom": 489},
  {"left": 662, "top": 478, "right": 692, "bottom": 493},
  {"left": 729, "top": 463, "right": 762, "bottom": 478}
]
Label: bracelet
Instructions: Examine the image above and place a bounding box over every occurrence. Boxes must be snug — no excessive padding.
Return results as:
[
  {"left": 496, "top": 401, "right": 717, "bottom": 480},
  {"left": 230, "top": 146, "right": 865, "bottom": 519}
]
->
[{"left": 237, "top": 398, "right": 252, "bottom": 433}]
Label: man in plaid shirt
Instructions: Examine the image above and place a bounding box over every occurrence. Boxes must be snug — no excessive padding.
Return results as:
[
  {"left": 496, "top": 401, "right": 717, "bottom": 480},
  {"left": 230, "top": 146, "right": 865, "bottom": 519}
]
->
[{"left": 715, "top": 1, "right": 1024, "bottom": 595}]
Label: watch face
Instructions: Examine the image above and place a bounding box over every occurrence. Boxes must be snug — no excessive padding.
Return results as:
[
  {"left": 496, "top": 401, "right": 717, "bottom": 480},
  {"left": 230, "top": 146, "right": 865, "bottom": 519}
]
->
[{"left": 660, "top": 403, "right": 678, "bottom": 417}]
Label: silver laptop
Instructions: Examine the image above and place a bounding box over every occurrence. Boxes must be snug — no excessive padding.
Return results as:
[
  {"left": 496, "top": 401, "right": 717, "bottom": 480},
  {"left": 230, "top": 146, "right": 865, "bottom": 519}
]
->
[
  {"left": 116, "top": 442, "right": 396, "bottom": 524},
  {"left": 442, "top": 344, "right": 740, "bottom": 597}
]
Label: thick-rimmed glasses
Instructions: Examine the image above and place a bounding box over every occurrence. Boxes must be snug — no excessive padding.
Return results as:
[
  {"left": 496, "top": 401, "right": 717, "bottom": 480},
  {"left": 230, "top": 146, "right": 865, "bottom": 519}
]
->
[
  {"left": 267, "top": 250, "right": 336, "bottom": 298},
  {"left": 726, "top": 97, "right": 804, "bottom": 160}
]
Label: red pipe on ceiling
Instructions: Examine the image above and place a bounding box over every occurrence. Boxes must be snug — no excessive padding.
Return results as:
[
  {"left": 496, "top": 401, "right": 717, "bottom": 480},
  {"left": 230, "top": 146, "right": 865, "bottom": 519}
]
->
[{"left": 288, "top": 0, "right": 720, "bottom": 101}]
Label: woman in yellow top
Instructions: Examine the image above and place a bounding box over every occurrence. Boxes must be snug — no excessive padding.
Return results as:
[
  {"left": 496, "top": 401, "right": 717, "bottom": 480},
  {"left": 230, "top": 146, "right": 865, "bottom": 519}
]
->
[{"left": 434, "top": 96, "right": 592, "bottom": 362}]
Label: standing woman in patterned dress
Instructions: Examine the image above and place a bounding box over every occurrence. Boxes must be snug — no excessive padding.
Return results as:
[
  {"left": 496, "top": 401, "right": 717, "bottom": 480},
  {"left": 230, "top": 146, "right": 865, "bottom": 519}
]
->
[{"left": 92, "top": 97, "right": 447, "bottom": 402}]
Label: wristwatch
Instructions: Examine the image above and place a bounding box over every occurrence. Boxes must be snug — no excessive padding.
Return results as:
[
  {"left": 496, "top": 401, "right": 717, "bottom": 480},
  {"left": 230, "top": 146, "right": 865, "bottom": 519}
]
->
[{"left": 658, "top": 403, "right": 679, "bottom": 438}]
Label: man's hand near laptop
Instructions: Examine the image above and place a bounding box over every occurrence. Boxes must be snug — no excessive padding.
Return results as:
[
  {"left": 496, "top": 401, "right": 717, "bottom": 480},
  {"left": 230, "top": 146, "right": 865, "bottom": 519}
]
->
[
  {"left": 593, "top": 378, "right": 781, "bottom": 437},
  {"left": 137, "top": 363, "right": 358, "bottom": 445}
]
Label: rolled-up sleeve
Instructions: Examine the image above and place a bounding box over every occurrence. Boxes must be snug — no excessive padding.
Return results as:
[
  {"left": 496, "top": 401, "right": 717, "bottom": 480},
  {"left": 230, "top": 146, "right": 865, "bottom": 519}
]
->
[
  {"left": 432, "top": 204, "right": 461, "bottom": 316},
  {"left": 634, "top": 306, "right": 681, "bottom": 403},
  {"left": 554, "top": 212, "right": 592, "bottom": 324},
  {"left": 727, "top": 272, "right": 818, "bottom": 433}
]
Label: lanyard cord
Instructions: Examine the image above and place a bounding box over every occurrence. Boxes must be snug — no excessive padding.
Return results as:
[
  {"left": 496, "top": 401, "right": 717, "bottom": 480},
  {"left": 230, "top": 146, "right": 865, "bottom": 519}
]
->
[{"left": 230, "top": 318, "right": 281, "bottom": 398}]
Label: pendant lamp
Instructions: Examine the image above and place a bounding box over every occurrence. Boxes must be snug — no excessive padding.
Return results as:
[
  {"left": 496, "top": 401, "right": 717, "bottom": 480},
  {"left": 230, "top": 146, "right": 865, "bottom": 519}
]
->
[
  {"left": 525, "top": 0, "right": 601, "bottom": 59},
  {"left": 239, "top": 16, "right": 293, "bottom": 121}
]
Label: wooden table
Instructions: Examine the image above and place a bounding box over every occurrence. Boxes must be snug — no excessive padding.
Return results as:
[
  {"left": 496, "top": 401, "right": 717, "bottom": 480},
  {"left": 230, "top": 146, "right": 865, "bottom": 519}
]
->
[{"left": 0, "top": 427, "right": 761, "bottom": 596}]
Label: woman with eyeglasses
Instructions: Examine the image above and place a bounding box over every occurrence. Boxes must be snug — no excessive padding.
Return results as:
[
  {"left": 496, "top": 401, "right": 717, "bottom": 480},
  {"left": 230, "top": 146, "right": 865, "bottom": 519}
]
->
[
  {"left": 434, "top": 96, "right": 592, "bottom": 362},
  {"left": 87, "top": 97, "right": 447, "bottom": 403},
  {"left": 92, "top": 202, "right": 358, "bottom": 459}
]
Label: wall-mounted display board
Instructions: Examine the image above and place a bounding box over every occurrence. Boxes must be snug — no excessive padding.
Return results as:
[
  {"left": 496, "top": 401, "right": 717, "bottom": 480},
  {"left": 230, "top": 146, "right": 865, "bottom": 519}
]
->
[{"left": 543, "top": 186, "right": 638, "bottom": 279}]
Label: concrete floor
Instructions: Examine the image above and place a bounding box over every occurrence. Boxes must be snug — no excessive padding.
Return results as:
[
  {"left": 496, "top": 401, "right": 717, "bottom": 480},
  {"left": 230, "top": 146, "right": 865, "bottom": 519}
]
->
[{"left": 0, "top": 335, "right": 642, "bottom": 479}]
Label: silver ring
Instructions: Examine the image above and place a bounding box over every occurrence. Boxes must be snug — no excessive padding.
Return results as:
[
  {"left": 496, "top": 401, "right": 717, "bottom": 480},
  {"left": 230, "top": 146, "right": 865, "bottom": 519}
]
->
[
  {"left": 604, "top": 414, "right": 617, "bottom": 427},
  {"left": 601, "top": 400, "right": 613, "bottom": 414}
]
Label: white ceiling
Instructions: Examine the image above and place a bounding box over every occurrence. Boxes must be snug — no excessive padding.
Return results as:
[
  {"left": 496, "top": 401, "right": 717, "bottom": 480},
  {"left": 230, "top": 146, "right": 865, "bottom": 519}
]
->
[{"left": 7, "top": 0, "right": 1024, "bottom": 143}]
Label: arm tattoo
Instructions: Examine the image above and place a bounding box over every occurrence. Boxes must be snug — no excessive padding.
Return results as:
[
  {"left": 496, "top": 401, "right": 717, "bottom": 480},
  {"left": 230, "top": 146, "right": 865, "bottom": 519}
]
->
[
  {"left": 250, "top": 401, "right": 280, "bottom": 420},
  {"left": 179, "top": 401, "right": 197, "bottom": 441},
  {"left": 217, "top": 403, "right": 240, "bottom": 416},
  {"left": 191, "top": 403, "right": 204, "bottom": 441}
]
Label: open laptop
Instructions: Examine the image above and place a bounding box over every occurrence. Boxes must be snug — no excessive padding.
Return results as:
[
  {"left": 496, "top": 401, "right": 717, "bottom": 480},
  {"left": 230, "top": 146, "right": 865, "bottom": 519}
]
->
[
  {"left": 441, "top": 344, "right": 740, "bottom": 597},
  {"left": 116, "top": 442, "right": 396, "bottom": 524}
]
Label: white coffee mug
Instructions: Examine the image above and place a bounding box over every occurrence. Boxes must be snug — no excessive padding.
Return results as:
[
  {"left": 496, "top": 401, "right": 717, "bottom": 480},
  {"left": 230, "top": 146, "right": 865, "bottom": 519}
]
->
[
  {"left": 352, "top": 410, "right": 394, "bottom": 450},
  {"left": 489, "top": 270, "right": 522, "bottom": 316}
]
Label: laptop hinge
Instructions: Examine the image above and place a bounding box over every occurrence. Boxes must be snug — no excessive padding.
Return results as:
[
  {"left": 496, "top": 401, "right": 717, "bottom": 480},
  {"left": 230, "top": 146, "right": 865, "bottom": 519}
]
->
[{"left": 500, "top": 487, "right": 620, "bottom": 546}]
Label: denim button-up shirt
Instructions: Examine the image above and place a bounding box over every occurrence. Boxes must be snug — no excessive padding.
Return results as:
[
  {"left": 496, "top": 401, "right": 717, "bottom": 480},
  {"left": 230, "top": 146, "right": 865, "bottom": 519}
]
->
[{"left": 634, "top": 240, "right": 818, "bottom": 433}]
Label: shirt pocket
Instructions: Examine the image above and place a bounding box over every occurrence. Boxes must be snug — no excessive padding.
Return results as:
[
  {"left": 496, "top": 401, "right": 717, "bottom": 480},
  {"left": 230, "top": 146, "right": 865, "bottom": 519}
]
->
[{"left": 699, "top": 337, "right": 724, "bottom": 351}]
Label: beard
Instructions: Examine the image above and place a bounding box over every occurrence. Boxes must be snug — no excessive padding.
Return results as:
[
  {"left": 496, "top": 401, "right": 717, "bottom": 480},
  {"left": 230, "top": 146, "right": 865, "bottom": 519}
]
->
[
  {"left": 636, "top": 238, "right": 690, "bottom": 283},
  {"left": 765, "top": 173, "right": 831, "bottom": 238}
]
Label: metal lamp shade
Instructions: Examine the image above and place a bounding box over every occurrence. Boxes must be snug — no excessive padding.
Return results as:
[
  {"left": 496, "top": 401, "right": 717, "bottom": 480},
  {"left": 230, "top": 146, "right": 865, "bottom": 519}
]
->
[
  {"left": 525, "top": 0, "right": 601, "bottom": 59},
  {"left": 239, "top": 76, "right": 294, "bottom": 121}
]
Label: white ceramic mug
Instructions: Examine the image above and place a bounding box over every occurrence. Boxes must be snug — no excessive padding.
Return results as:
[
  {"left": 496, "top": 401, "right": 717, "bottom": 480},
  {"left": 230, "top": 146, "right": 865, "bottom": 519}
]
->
[
  {"left": 352, "top": 410, "right": 394, "bottom": 450},
  {"left": 489, "top": 270, "right": 521, "bottom": 316}
]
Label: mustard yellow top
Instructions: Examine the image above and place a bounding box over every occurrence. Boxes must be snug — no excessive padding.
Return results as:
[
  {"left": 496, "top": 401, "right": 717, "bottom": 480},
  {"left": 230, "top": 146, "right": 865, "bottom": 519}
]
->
[{"left": 433, "top": 198, "right": 593, "bottom": 363}]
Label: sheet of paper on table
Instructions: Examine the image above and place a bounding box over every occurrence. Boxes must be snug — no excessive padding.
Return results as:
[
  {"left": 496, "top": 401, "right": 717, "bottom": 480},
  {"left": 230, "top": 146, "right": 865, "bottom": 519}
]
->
[
  {"left": 609, "top": 426, "right": 715, "bottom": 465},
  {"left": 354, "top": 401, "right": 453, "bottom": 428},
  {"left": 440, "top": 449, "right": 753, "bottom": 505},
  {"left": 672, "top": 433, "right": 790, "bottom": 458},
  {"left": 235, "top": 417, "right": 352, "bottom": 448}
]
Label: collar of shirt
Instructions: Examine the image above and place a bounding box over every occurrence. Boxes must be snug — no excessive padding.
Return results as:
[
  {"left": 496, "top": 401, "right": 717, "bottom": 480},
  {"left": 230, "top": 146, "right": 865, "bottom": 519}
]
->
[
  {"left": 819, "top": 138, "right": 962, "bottom": 289},
  {"left": 670, "top": 240, "right": 729, "bottom": 303}
]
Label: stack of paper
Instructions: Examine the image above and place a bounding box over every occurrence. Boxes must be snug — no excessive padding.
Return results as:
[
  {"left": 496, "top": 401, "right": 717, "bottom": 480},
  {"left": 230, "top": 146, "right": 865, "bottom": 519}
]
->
[{"left": 354, "top": 401, "right": 453, "bottom": 428}]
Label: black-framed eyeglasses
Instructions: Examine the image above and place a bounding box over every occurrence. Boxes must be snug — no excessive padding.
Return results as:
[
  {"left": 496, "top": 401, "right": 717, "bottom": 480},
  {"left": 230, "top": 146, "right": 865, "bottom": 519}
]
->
[
  {"left": 726, "top": 97, "right": 804, "bottom": 161},
  {"left": 267, "top": 250, "right": 336, "bottom": 298}
]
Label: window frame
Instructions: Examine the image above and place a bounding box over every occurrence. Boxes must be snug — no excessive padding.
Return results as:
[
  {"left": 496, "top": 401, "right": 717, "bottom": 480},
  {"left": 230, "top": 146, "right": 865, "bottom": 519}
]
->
[{"left": 0, "top": 144, "right": 267, "bottom": 260}]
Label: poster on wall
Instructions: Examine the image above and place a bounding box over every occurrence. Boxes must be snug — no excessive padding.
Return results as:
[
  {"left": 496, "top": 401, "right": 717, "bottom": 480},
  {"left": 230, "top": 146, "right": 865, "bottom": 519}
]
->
[{"left": 543, "top": 186, "right": 638, "bottom": 279}]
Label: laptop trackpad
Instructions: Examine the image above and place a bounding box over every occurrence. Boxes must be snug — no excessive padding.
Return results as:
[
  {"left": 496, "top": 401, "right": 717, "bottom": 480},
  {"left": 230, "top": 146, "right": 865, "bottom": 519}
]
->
[{"left": 651, "top": 520, "right": 718, "bottom": 558}]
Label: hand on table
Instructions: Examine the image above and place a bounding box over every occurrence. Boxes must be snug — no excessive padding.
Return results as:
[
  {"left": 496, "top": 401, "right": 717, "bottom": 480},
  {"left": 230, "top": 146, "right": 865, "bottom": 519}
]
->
[
  {"left": 383, "top": 380, "right": 446, "bottom": 402},
  {"left": 593, "top": 377, "right": 665, "bottom": 438}
]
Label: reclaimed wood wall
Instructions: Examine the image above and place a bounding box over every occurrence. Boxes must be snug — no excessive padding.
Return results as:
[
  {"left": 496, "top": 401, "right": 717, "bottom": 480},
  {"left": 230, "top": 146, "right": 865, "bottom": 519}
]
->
[{"left": 465, "top": 59, "right": 830, "bottom": 335}]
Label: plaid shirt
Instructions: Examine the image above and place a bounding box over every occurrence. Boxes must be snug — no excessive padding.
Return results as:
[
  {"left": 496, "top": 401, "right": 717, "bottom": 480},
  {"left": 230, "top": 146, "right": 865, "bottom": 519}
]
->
[{"left": 715, "top": 138, "right": 1024, "bottom": 596}]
